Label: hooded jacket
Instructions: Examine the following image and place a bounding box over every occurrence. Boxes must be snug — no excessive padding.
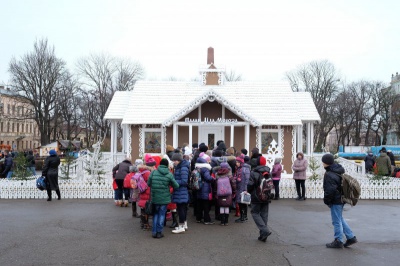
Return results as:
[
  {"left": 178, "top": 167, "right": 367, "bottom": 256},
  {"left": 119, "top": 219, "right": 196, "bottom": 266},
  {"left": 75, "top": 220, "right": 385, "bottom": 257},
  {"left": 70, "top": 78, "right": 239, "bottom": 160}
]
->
[
  {"left": 376, "top": 152, "right": 391, "bottom": 176},
  {"left": 323, "top": 163, "right": 345, "bottom": 206},
  {"left": 247, "top": 165, "right": 271, "bottom": 204},
  {"left": 42, "top": 154, "right": 61, "bottom": 190},
  {"left": 172, "top": 159, "right": 190, "bottom": 203},
  {"left": 195, "top": 158, "right": 214, "bottom": 200},
  {"left": 215, "top": 169, "right": 236, "bottom": 207},
  {"left": 112, "top": 160, "right": 132, "bottom": 180},
  {"left": 147, "top": 165, "right": 179, "bottom": 205},
  {"left": 235, "top": 163, "right": 250, "bottom": 202},
  {"left": 138, "top": 165, "right": 154, "bottom": 209},
  {"left": 364, "top": 153, "right": 375, "bottom": 171}
]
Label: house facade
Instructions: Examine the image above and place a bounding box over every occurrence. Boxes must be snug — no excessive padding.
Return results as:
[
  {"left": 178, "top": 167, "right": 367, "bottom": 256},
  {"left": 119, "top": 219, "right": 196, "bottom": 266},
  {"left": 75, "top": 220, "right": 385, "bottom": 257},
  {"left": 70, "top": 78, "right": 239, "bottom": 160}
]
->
[{"left": 104, "top": 48, "right": 320, "bottom": 173}]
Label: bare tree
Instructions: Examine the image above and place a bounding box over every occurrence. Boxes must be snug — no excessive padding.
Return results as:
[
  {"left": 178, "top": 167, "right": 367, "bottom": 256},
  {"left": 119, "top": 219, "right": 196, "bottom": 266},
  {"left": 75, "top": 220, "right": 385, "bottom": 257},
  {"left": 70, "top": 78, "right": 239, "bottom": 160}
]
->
[
  {"left": 8, "top": 38, "right": 66, "bottom": 145},
  {"left": 224, "top": 70, "right": 242, "bottom": 82},
  {"left": 76, "top": 53, "right": 144, "bottom": 140},
  {"left": 286, "top": 60, "right": 341, "bottom": 152}
]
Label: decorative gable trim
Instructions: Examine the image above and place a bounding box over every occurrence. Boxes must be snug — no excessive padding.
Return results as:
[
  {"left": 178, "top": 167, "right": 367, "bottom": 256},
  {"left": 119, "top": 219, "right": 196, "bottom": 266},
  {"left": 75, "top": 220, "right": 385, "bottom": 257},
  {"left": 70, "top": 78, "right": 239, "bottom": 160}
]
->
[{"left": 162, "top": 89, "right": 260, "bottom": 127}]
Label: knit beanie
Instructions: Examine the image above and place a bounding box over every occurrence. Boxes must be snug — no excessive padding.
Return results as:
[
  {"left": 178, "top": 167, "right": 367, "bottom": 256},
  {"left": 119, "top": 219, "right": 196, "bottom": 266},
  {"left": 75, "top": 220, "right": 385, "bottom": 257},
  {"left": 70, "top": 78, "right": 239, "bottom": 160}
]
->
[
  {"left": 244, "top": 156, "right": 250, "bottom": 163},
  {"left": 135, "top": 159, "right": 143, "bottom": 166},
  {"left": 220, "top": 162, "right": 230, "bottom": 169},
  {"left": 192, "top": 143, "right": 198, "bottom": 149},
  {"left": 49, "top": 149, "right": 57, "bottom": 156},
  {"left": 241, "top": 148, "right": 248, "bottom": 155},
  {"left": 236, "top": 154, "right": 245, "bottom": 164},
  {"left": 257, "top": 156, "right": 267, "bottom": 166},
  {"left": 129, "top": 165, "right": 138, "bottom": 173},
  {"left": 160, "top": 158, "right": 169, "bottom": 167},
  {"left": 171, "top": 153, "right": 183, "bottom": 162},
  {"left": 145, "top": 154, "right": 156, "bottom": 166},
  {"left": 321, "top": 154, "right": 335, "bottom": 165},
  {"left": 184, "top": 147, "right": 193, "bottom": 156}
]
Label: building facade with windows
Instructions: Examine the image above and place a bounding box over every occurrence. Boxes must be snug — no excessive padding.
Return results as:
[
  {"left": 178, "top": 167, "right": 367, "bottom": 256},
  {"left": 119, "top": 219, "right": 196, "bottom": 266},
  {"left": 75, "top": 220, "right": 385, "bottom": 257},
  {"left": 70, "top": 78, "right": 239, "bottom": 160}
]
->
[
  {"left": 0, "top": 86, "right": 40, "bottom": 151},
  {"left": 104, "top": 48, "right": 320, "bottom": 173}
]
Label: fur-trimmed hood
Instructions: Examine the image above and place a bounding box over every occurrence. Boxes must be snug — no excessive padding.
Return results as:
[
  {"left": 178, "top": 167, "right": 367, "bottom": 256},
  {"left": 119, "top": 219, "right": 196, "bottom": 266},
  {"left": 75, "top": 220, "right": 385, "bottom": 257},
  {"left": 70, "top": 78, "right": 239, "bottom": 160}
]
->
[{"left": 195, "top": 163, "right": 212, "bottom": 170}]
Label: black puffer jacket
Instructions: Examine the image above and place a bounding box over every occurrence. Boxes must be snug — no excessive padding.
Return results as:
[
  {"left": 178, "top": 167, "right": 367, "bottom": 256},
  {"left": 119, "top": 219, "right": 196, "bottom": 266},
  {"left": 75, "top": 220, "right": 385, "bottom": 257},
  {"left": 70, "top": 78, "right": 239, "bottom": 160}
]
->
[
  {"left": 247, "top": 165, "right": 271, "bottom": 204},
  {"left": 323, "top": 163, "right": 345, "bottom": 206}
]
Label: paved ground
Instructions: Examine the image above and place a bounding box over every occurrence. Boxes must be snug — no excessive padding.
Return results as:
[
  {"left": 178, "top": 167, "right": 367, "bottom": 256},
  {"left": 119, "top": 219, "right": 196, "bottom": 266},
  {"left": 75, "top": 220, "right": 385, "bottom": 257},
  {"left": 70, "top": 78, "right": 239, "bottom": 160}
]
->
[{"left": 0, "top": 199, "right": 399, "bottom": 266}]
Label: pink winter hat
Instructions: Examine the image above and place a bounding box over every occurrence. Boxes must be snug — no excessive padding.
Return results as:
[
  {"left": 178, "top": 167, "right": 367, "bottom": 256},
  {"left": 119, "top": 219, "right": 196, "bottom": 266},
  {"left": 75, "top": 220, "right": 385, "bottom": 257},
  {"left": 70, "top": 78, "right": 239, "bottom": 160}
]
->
[{"left": 144, "top": 154, "right": 156, "bottom": 166}]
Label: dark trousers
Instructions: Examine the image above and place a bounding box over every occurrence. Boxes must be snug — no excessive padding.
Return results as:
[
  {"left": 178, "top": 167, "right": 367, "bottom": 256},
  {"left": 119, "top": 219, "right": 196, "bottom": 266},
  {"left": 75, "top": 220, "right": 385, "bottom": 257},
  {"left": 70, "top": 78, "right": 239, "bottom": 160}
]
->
[
  {"left": 272, "top": 179, "right": 280, "bottom": 198},
  {"left": 115, "top": 179, "right": 129, "bottom": 200},
  {"left": 213, "top": 198, "right": 220, "bottom": 219},
  {"left": 295, "top": 179, "right": 305, "bottom": 198},
  {"left": 238, "top": 203, "right": 247, "bottom": 217},
  {"left": 47, "top": 189, "right": 61, "bottom": 199},
  {"left": 250, "top": 203, "right": 270, "bottom": 236},
  {"left": 176, "top": 203, "right": 187, "bottom": 224},
  {"left": 196, "top": 199, "right": 211, "bottom": 222}
]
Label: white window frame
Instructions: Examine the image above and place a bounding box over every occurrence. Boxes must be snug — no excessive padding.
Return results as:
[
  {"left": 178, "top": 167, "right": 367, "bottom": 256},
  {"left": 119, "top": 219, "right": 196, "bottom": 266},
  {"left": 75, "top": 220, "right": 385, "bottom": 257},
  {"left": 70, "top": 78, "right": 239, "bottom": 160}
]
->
[{"left": 141, "top": 128, "right": 163, "bottom": 156}]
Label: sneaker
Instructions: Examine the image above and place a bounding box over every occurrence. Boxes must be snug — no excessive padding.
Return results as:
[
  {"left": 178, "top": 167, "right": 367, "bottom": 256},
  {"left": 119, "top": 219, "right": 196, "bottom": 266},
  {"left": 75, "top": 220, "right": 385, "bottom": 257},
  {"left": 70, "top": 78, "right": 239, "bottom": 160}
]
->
[
  {"left": 204, "top": 221, "right": 215, "bottom": 225},
  {"left": 184, "top": 222, "right": 188, "bottom": 230},
  {"left": 295, "top": 196, "right": 301, "bottom": 200},
  {"left": 156, "top": 232, "right": 164, "bottom": 239},
  {"left": 344, "top": 236, "right": 358, "bottom": 247},
  {"left": 326, "top": 239, "right": 344, "bottom": 248},
  {"left": 235, "top": 218, "right": 244, "bottom": 223},
  {"left": 172, "top": 226, "right": 185, "bottom": 234}
]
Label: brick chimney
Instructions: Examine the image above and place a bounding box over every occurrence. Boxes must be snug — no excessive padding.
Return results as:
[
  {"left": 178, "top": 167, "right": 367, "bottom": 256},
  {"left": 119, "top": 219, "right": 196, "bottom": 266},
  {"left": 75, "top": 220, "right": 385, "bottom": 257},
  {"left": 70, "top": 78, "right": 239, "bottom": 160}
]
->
[{"left": 207, "top": 47, "right": 214, "bottom": 65}]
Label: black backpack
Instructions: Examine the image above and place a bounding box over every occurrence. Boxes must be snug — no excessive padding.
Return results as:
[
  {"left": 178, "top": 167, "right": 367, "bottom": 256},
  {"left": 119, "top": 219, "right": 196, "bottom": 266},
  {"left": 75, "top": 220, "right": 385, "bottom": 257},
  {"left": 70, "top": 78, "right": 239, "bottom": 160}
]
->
[{"left": 256, "top": 172, "right": 274, "bottom": 202}]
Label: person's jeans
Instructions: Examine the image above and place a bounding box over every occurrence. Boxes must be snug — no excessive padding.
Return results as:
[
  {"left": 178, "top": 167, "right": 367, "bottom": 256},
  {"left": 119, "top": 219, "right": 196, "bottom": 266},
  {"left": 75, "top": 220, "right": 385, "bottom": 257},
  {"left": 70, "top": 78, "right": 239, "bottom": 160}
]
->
[
  {"left": 6, "top": 171, "right": 13, "bottom": 179},
  {"left": 152, "top": 204, "right": 167, "bottom": 235},
  {"left": 272, "top": 179, "right": 280, "bottom": 198},
  {"left": 27, "top": 167, "right": 36, "bottom": 176},
  {"left": 330, "top": 204, "right": 354, "bottom": 243},
  {"left": 250, "top": 203, "right": 270, "bottom": 236}
]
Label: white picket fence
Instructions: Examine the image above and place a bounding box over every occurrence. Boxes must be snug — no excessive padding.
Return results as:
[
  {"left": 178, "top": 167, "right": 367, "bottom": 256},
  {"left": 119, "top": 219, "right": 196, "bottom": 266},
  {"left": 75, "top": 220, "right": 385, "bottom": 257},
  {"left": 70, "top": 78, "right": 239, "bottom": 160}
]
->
[{"left": 1, "top": 176, "right": 400, "bottom": 200}]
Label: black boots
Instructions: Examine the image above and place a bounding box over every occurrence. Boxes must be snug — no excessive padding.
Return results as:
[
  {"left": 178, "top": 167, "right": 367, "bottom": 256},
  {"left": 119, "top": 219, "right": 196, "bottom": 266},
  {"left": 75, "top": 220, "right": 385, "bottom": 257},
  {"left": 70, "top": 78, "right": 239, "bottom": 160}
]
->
[
  {"left": 220, "top": 214, "right": 229, "bottom": 226},
  {"left": 47, "top": 190, "right": 52, "bottom": 201},
  {"left": 169, "top": 212, "right": 178, "bottom": 229},
  {"left": 235, "top": 211, "right": 246, "bottom": 223},
  {"left": 326, "top": 239, "right": 344, "bottom": 248},
  {"left": 56, "top": 189, "right": 61, "bottom": 200}
]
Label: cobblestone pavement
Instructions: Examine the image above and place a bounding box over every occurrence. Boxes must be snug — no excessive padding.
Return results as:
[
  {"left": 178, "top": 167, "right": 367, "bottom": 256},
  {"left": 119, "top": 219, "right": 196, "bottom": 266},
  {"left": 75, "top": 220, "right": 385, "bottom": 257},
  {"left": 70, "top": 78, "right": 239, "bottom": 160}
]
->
[{"left": 1, "top": 199, "right": 399, "bottom": 266}]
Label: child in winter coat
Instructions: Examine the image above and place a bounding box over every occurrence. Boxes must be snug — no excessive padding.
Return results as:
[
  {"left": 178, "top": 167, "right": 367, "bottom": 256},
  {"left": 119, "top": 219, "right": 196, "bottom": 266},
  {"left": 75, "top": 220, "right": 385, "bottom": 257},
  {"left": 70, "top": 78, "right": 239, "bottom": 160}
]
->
[
  {"left": 234, "top": 155, "right": 250, "bottom": 223},
  {"left": 138, "top": 155, "right": 156, "bottom": 231},
  {"left": 215, "top": 162, "right": 236, "bottom": 226}
]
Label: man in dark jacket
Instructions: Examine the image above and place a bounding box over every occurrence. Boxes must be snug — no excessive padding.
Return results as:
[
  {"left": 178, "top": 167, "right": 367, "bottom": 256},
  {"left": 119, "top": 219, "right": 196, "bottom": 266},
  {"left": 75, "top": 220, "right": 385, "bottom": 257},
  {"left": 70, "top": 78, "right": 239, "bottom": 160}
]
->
[
  {"left": 322, "top": 154, "right": 357, "bottom": 249},
  {"left": 1, "top": 150, "right": 13, "bottom": 179},
  {"left": 387, "top": 150, "right": 396, "bottom": 173},
  {"left": 247, "top": 155, "right": 272, "bottom": 242},
  {"left": 364, "top": 152, "right": 375, "bottom": 173},
  {"left": 26, "top": 150, "right": 36, "bottom": 176}
]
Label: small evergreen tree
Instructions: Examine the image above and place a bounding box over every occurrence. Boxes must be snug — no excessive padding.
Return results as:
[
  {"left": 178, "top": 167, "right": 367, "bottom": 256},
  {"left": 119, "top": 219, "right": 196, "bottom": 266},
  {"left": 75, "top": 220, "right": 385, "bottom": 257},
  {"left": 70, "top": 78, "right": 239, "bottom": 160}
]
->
[
  {"left": 60, "top": 152, "right": 75, "bottom": 180},
  {"left": 12, "top": 152, "right": 34, "bottom": 180},
  {"left": 308, "top": 156, "right": 321, "bottom": 181}
]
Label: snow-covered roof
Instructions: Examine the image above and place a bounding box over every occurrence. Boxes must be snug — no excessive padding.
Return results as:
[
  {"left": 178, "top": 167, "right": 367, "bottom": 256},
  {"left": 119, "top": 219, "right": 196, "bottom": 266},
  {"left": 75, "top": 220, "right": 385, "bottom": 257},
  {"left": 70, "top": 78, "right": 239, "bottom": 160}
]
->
[
  {"left": 104, "top": 81, "right": 320, "bottom": 126},
  {"left": 103, "top": 91, "right": 131, "bottom": 120}
]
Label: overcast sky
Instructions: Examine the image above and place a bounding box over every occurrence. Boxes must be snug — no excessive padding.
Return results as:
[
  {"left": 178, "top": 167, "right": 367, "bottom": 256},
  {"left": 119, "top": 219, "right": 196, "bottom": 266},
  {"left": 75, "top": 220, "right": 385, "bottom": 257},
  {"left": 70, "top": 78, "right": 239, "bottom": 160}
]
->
[{"left": 1, "top": 0, "right": 399, "bottom": 85}]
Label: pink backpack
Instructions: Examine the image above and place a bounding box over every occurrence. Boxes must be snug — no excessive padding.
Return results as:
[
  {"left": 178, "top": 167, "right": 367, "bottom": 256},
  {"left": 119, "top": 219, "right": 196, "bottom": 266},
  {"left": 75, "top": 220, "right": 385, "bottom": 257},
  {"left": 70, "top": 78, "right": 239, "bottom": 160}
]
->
[
  {"left": 217, "top": 176, "right": 232, "bottom": 197},
  {"left": 137, "top": 170, "right": 150, "bottom": 193}
]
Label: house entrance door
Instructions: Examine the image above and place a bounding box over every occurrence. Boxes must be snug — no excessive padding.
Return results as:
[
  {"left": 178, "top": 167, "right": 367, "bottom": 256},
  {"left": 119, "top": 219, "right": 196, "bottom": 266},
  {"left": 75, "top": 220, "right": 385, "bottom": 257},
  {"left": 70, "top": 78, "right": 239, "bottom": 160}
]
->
[{"left": 199, "top": 126, "right": 223, "bottom": 150}]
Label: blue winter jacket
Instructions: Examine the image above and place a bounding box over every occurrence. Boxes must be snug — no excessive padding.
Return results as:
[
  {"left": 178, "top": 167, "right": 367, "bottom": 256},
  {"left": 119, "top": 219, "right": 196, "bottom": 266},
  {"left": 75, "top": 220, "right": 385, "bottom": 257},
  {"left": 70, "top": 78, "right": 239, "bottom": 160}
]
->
[
  {"left": 172, "top": 159, "right": 190, "bottom": 203},
  {"left": 195, "top": 157, "right": 214, "bottom": 200},
  {"left": 235, "top": 163, "right": 251, "bottom": 202}
]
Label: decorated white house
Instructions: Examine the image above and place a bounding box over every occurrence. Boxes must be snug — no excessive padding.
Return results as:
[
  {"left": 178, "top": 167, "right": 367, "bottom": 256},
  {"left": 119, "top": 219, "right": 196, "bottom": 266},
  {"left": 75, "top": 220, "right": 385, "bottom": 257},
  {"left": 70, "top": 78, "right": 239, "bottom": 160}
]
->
[{"left": 104, "top": 48, "right": 320, "bottom": 173}]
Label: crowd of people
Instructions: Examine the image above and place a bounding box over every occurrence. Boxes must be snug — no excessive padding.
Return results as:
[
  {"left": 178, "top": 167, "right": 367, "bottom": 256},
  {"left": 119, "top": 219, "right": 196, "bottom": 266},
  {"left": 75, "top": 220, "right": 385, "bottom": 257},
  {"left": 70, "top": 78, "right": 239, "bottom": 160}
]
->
[
  {"left": 111, "top": 141, "right": 358, "bottom": 248},
  {"left": 364, "top": 147, "right": 397, "bottom": 177},
  {"left": 0, "top": 149, "right": 38, "bottom": 178}
]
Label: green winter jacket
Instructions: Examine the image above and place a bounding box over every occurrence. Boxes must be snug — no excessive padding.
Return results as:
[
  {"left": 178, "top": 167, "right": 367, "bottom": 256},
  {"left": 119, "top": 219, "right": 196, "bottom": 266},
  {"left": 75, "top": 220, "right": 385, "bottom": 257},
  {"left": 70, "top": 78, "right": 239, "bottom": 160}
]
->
[
  {"left": 376, "top": 152, "right": 391, "bottom": 176},
  {"left": 147, "top": 165, "right": 179, "bottom": 205}
]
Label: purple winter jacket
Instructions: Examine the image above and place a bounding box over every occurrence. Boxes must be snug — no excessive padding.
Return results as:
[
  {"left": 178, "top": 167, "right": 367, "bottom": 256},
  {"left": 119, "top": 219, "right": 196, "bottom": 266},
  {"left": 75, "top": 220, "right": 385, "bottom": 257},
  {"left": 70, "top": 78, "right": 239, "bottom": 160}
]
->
[{"left": 271, "top": 163, "right": 282, "bottom": 181}]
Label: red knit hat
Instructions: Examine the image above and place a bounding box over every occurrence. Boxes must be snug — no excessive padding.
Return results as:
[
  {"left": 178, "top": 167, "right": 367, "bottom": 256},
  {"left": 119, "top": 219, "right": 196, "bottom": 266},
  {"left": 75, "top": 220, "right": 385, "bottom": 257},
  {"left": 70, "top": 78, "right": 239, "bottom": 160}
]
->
[
  {"left": 236, "top": 154, "right": 245, "bottom": 164},
  {"left": 257, "top": 155, "right": 267, "bottom": 166}
]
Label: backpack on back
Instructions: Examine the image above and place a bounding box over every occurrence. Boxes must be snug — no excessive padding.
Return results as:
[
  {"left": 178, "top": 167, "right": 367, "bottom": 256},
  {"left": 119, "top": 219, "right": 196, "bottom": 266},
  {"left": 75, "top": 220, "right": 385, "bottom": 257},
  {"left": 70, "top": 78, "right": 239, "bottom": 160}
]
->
[
  {"left": 137, "top": 170, "right": 150, "bottom": 193},
  {"left": 341, "top": 173, "right": 361, "bottom": 206},
  {"left": 130, "top": 172, "right": 143, "bottom": 189},
  {"left": 189, "top": 168, "right": 202, "bottom": 190},
  {"left": 217, "top": 176, "right": 232, "bottom": 197},
  {"left": 256, "top": 172, "right": 274, "bottom": 202},
  {"left": 124, "top": 173, "right": 134, "bottom": 188}
]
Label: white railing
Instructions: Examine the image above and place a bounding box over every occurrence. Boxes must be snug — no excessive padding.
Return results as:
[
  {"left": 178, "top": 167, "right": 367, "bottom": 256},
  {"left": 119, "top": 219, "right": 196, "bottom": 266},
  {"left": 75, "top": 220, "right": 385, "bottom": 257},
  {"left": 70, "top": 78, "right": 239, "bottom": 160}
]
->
[
  {"left": 1, "top": 176, "right": 400, "bottom": 200},
  {"left": 305, "top": 154, "right": 365, "bottom": 178},
  {"left": 0, "top": 178, "right": 113, "bottom": 199}
]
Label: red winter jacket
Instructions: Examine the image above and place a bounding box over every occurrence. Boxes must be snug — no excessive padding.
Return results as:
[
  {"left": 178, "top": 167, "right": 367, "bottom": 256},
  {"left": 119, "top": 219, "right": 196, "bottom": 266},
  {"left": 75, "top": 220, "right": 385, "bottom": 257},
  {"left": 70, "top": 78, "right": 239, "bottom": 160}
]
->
[{"left": 138, "top": 166, "right": 154, "bottom": 209}]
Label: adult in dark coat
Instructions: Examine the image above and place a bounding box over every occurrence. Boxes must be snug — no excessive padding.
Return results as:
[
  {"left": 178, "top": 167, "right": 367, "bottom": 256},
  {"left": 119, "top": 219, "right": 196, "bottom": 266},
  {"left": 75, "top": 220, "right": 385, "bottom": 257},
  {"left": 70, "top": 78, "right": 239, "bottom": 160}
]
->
[
  {"left": 364, "top": 152, "right": 375, "bottom": 173},
  {"left": 112, "top": 158, "right": 132, "bottom": 206},
  {"left": 26, "top": 150, "right": 36, "bottom": 176},
  {"left": 42, "top": 150, "right": 61, "bottom": 201},
  {"left": 1, "top": 150, "right": 13, "bottom": 178}
]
